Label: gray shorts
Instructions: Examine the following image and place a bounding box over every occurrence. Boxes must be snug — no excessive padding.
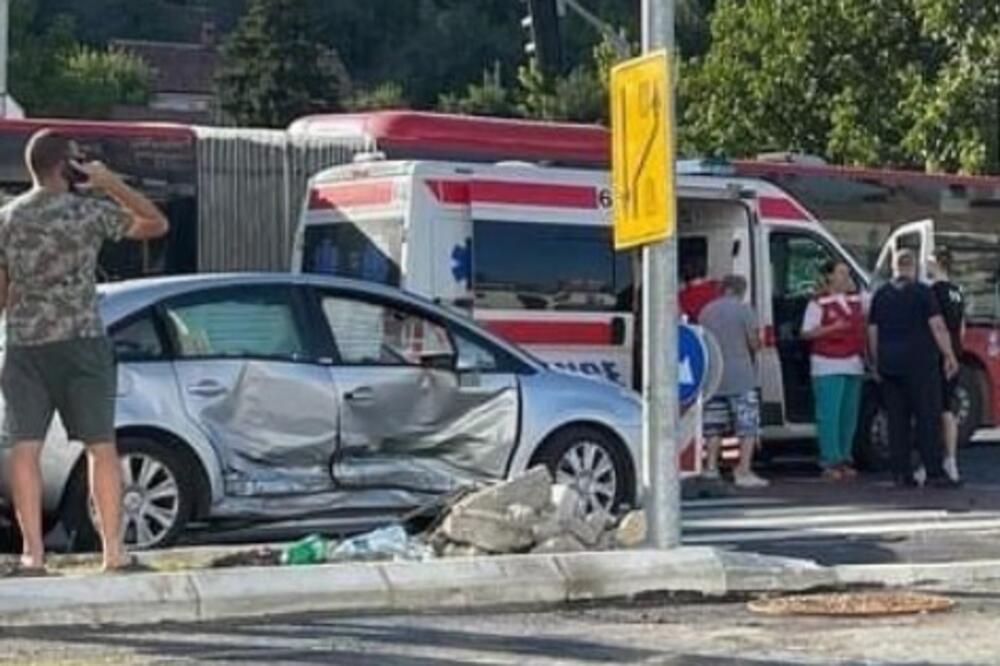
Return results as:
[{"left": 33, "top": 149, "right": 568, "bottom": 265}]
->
[{"left": 2, "top": 337, "right": 117, "bottom": 445}]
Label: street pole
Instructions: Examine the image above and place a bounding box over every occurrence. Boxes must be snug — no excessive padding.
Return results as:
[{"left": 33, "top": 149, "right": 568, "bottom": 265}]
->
[
  {"left": 641, "top": 0, "right": 680, "bottom": 548},
  {"left": 0, "top": 0, "right": 8, "bottom": 119}
]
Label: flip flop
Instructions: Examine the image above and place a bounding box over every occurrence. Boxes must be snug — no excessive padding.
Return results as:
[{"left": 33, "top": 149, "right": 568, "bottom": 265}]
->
[{"left": 5, "top": 564, "right": 51, "bottom": 578}]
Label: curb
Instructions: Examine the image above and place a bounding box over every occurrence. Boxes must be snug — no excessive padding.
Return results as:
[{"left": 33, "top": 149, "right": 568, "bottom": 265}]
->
[
  {"left": 0, "top": 547, "right": 735, "bottom": 627},
  {"left": 4, "top": 549, "right": 1000, "bottom": 627}
]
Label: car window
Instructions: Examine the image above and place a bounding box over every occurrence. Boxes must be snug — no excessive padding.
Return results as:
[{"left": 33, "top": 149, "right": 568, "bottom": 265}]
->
[
  {"left": 453, "top": 330, "right": 500, "bottom": 372},
  {"left": 321, "top": 295, "right": 454, "bottom": 366},
  {"left": 111, "top": 310, "right": 165, "bottom": 361},
  {"left": 164, "top": 288, "right": 308, "bottom": 360},
  {"left": 770, "top": 232, "right": 840, "bottom": 299}
]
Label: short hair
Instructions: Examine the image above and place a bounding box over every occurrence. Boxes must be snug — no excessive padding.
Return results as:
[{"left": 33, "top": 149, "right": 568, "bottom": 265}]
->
[
  {"left": 25, "top": 129, "right": 74, "bottom": 180},
  {"left": 721, "top": 274, "right": 748, "bottom": 296}
]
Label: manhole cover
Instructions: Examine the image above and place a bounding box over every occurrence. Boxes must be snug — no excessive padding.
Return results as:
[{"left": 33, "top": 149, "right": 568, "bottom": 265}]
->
[{"left": 748, "top": 591, "right": 955, "bottom": 617}]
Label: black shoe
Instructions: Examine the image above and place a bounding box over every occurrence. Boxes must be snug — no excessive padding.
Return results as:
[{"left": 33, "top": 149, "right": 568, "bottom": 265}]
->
[
  {"left": 893, "top": 476, "right": 918, "bottom": 489},
  {"left": 928, "top": 476, "right": 964, "bottom": 490}
]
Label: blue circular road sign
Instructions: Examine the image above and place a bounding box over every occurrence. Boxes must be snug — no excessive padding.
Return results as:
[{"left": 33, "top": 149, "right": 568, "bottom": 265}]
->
[{"left": 678, "top": 324, "right": 708, "bottom": 406}]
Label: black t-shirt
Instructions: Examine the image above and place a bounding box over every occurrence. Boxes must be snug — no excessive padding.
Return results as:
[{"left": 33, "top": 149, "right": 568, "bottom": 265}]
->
[
  {"left": 870, "top": 280, "right": 942, "bottom": 376},
  {"left": 931, "top": 279, "right": 964, "bottom": 357}
]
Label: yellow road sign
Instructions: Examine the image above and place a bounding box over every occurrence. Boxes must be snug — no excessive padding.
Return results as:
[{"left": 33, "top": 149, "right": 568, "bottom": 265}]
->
[{"left": 610, "top": 50, "right": 674, "bottom": 249}]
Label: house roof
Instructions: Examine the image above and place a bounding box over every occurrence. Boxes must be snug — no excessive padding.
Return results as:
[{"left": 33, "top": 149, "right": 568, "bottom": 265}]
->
[{"left": 111, "top": 39, "right": 220, "bottom": 95}]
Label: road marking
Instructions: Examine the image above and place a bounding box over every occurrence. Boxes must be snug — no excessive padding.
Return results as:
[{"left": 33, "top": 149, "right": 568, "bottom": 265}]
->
[{"left": 681, "top": 496, "right": 1000, "bottom": 545}]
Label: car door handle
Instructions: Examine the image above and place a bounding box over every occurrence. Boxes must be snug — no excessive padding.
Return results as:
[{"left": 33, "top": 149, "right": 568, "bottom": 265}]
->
[
  {"left": 344, "top": 387, "right": 375, "bottom": 404},
  {"left": 186, "top": 380, "right": 227, "bottom": 397}
]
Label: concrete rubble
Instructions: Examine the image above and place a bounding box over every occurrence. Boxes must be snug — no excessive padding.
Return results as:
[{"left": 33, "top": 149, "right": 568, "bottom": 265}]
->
[{"left": 433, "top": 466, "right": 643, "bottom": 556}]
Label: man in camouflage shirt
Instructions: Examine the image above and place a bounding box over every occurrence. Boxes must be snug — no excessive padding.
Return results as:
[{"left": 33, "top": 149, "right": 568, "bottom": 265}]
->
[{"left": 0, "top": 130, "right": 168, "bottom": 573}]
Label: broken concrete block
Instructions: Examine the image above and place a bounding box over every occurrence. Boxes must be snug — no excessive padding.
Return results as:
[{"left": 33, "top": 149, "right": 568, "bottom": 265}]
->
[
  {"left": 550, "top": 484, "right": 584, "bottom": 522},
  {"left": 563, "top": 510, "right": 615, "bottom": 548},
  {"left": 440, "top": 508, "right": 535, "bottom": 553},
  {"left": 506, "top": 503, "right": 541, "bottom": 529},
  {"left": 453, "top": 466, "right": 552, "bottom": 515},
  {"left": 615, "top": 510, "right": 647, "bottom": 548},
  {"left": 532, "top": 534, "right": 586, "bottom": 555},
  {"left": 530, "top": 513, "right": 564, "bottom": 543}
]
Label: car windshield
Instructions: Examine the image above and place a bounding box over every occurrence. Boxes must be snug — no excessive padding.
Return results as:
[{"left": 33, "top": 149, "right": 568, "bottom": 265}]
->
[{"left": 937, "top": 232, "right": 1000, "bottom": 322}]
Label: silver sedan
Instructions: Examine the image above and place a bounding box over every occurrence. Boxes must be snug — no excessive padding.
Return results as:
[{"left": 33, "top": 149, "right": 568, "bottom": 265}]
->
[{"left": 0, "top": 274, "right": 641, "bottom": 550}]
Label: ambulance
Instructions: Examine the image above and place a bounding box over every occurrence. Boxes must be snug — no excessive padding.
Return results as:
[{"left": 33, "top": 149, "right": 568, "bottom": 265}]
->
[{"left": 291, "top": 156, "right": 984, "bottom": 469}]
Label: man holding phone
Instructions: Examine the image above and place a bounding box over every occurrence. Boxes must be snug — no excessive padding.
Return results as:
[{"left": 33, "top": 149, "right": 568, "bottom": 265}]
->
[{"left": 0, "top": 129, "right": 168, "bottom": 573}]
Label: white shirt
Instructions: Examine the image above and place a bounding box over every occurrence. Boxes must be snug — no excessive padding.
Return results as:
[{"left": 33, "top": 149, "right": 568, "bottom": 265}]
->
[{"left": 801, "top": 294, "right": 865, "bottom": 377}]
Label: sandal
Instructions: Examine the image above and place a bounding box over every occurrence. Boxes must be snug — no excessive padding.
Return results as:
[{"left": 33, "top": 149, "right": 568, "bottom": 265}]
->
[{"left": 821, "top": 467, "right": 845, "bottom": 481}]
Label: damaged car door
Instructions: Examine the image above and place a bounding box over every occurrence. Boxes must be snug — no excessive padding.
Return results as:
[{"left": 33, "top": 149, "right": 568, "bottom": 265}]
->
[
  {"left": 313, "top": 289, "right": 520, "bottom": 495},
  {"left": 164, "top": 285, "right": 340, "bottom": 497}
]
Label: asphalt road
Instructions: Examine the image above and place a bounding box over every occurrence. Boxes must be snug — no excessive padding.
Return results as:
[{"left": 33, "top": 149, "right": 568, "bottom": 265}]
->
[{"left": 3, "top": 580, "right": 1000, "bottom": 664}]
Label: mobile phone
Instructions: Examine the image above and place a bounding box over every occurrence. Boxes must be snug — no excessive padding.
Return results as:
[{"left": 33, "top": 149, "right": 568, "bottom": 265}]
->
[{"left": 62, "top": 159, "right": 90, "bottom": 191}]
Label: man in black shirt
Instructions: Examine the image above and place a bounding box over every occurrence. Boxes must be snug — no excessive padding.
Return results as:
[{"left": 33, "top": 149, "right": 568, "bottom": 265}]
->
[
  {"left": 868, "top": 250, "right": 960, "bottom": 488},
  {"left": 930, "top": 248, "right": 965, "bottom": 482}
]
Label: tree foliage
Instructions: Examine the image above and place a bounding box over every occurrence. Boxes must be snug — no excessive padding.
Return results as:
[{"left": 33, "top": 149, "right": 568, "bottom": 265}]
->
[
  {"left": 9, "top": 0, "right": 150, "bottom": 118},
  {"left": 217, "top": 0, "right": 340, "bottom": 127},
  {"left": 681, "top": 0, "right": 1000, "bottom": 173}
]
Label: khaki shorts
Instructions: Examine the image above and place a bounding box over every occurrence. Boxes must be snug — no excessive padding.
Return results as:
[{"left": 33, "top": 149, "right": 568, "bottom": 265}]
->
[{"left": 2, "top": 337, "right": 117, "bottom": 445}]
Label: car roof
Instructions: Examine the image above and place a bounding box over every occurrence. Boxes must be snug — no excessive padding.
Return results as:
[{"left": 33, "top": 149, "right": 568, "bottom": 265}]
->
[{"left": 98, "top": 273, "right": 541, "bottom": 367}]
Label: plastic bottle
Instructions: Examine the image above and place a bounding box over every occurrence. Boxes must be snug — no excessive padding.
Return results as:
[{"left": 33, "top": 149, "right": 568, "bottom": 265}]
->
[{"left": 280, "top": 534, "right": 328, "bottom": 565}]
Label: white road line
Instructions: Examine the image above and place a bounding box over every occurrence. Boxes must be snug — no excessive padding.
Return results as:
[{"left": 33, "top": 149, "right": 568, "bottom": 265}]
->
[
  {"left": 682, "top": 496, "right": 784, "bottom": 508},
  {"left": 684, "top": 509, "right": 955, "bottom": 529},
  {"left": 684, "top": 516, "right": 1000, "bottom": 544}
]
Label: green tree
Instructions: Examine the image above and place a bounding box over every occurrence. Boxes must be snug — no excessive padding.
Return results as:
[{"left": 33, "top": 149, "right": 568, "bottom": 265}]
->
[
  {"left": 345, "top": 83, "right": 408, "bottom": 112},
  {"left": 680, "top": 0, "right": 1000, "bottom": 174},
  {"left": 217, "top": 0, "right": 340, "bottom": 127},
  {"left": 9, "top": 1, "right": 150, "bottom": 118},
  {"left": 680, "top": 0, "right": 929, "bottom": 166},
  {"left": 41, "top": 47, "right": 151, "bottom": 119},
  {"left": 902, "top": 0, "right": 1000, "bottom": 172}
]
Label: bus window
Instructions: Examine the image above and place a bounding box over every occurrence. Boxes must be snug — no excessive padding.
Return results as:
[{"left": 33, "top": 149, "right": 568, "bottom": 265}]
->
[
  {"left": 302, "top": 219, "right": 403, "bottom": 286},
  {"left": 472, "top": 220, "right": 630, "bottom": 311}
]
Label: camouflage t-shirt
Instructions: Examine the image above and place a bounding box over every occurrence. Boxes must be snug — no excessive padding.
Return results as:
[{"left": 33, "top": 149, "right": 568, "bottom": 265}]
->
[{"left": 0, "top": 189, "right": 130, "bottom": 346}]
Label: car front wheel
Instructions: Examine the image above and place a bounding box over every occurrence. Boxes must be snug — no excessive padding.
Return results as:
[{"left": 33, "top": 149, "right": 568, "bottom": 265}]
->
[{"left": 533, "top": 426, "right": 633, "bottom": 515}]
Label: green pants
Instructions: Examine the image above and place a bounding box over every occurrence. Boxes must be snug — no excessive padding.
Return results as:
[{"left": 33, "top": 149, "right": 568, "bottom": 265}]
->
[{"left": 812, "top": 374, "right": 862, "bottom": 468}]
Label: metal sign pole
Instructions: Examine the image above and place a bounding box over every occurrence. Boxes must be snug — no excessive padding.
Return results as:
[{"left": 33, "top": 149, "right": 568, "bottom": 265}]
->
[
  {"left": 0, "top": 0, "right": 8, "bottom": 119},
  {"left": 641, "top": 0, "right": 680, "bottom": 548}
]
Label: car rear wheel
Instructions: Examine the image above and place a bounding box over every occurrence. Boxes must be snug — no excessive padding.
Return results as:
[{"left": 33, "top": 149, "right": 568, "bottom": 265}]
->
[
  {"left": 62, "top": 437, "right": 196, "bottom": 552},
  {"left": 533, "top": 426, "right": 633, "bottom": 515}
]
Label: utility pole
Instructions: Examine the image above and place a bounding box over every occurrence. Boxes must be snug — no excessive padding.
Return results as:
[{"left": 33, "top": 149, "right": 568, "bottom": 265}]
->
[
  {"left": 641, "top": 0, "right": 680, "bottom": 548},
  {"left": 0, "top": 0, "right": 8, "bottom": 119}
]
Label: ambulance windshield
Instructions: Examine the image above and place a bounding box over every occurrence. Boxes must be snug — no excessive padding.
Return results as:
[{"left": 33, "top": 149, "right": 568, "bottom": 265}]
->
[{"left": 302, "top": 219, "right": 403, "bottom": 286}]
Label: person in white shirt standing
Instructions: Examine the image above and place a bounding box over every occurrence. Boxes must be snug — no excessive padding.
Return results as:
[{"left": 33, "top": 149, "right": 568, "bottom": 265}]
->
[{"left": 801, "top": 260, "right": 866, "bottom": 481}]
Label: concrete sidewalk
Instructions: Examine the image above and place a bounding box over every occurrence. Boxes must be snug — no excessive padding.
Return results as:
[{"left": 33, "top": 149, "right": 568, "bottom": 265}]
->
[{"left": 5, "top": 546, "right": 1000, "bottom": 628}]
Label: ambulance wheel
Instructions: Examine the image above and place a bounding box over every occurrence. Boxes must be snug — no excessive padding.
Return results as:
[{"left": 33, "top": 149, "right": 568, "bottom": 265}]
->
[
  {"left": 855, "top": 387, "right": 890, "bottom": 472},
  {"left": 533, "top": 426, "right": 634, "bottom": 515},
  {"left": 954, "top": 365, "right": 984, "bottom": 448}
]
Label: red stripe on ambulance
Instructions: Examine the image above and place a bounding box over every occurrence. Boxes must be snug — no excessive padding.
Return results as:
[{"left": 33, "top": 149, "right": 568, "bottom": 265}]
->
[
  {"left": 482, "top": 320, "right": 612, "bottom": 346},
  {"left": 426, "top": 179, "right": 598, "bottom": 209},
  {"left": 309, "top": 181, "right": 394, "bottom": 209},
  {"left": 758, "top": 195, "right": 811, "bottom": 222}
]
